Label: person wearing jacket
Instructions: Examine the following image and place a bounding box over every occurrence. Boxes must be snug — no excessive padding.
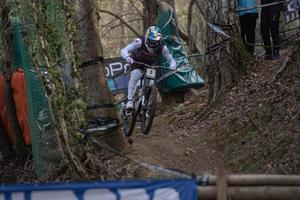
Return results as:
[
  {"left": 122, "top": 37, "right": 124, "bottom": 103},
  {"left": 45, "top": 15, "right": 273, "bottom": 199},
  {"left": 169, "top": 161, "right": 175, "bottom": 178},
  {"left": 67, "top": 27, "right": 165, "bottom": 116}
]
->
[
  {"left": 237, "top": 0, "right": 259, "bottom": 55},
  {"left": 120, "top": 26, "right": 176, "bottom": 110},
  {"left": 260, "top": 0, "right": 284, "bottom": 60}
]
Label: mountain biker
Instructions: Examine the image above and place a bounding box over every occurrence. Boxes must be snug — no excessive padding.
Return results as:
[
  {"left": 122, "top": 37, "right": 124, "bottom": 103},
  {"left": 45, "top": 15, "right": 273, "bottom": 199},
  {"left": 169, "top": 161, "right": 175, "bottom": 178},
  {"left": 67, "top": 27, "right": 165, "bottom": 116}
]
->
[{"left": 120, "top": 26, "right": 177, "bottom": 111}]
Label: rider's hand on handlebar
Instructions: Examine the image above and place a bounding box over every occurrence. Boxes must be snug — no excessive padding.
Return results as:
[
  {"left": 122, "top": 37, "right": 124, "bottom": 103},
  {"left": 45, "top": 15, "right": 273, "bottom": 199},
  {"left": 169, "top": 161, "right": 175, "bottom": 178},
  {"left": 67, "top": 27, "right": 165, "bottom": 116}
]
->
[
  {"left": 169, "top": 64, "right": 177, "bottom": 71},
  {"left": 125, "top": 56, "right": 134, "bottom": 64}
]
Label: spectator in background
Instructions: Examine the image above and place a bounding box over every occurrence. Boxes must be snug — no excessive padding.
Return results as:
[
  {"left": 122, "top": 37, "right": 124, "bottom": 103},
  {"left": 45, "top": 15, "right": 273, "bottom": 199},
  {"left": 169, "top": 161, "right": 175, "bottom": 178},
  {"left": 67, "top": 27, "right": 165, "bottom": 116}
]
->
[
  {"left": 260, "top": 0, "right": 284, "bottom": 60},
  {"left": 237, "top": 0, "right": 259, "bottom": 55}
]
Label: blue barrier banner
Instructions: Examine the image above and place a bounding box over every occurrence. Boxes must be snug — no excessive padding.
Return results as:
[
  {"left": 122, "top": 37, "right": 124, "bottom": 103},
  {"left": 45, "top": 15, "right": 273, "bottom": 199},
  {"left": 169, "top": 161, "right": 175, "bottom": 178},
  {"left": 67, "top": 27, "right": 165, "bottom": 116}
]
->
[
  {"left": 104, "top": 57, "right": 129, "bottom": 94},
  {"left": 0, "top": 179, "right": 197, "bottom": 200}
]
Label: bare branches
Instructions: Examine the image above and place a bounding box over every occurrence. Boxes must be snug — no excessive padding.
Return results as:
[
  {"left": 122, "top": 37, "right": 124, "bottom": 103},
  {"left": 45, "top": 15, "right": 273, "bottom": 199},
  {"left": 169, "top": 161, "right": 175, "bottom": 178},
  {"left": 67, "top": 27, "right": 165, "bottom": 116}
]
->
[
  {"left": 101, "top": 18, "right": 142, "bottom": 38},
  {"left": 75, "top": 1, "right": 142, "bottom": 38},
  {"left": 194, "top": 0, "right": 206, "bottom": 19},
  {"left": 178, "top": 21, "right": 200, "bottom": 53},
  {"left": 99, "top": 9, "right": 141, "bottom": 37},
  {"left": 101, "top": 12, "right": 140, "bottom": 28}
]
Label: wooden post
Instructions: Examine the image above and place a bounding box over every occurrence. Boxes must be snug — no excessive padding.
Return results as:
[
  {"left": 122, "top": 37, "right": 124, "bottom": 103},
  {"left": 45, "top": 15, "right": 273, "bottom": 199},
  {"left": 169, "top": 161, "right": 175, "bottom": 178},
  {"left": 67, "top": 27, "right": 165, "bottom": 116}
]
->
[
  {"left": 198, "top": 174, "right": 300, "bottom": 200},
  {"left": 217, "top": 169, "right": 227, "bottom": 200},
  {"left": 198, "top": 174, "right": 300, "bottom": 186},
  {"left": 198, "top": 186, "right": 300, "bottom": 200}
]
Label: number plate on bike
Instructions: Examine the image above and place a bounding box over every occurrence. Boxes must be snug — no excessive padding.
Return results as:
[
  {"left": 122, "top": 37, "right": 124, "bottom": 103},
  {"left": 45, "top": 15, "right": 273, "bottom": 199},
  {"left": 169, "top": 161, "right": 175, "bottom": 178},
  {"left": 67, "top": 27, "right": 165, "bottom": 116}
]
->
[{"left": 146, "top": 68, "right": 156, "bottom": 79}]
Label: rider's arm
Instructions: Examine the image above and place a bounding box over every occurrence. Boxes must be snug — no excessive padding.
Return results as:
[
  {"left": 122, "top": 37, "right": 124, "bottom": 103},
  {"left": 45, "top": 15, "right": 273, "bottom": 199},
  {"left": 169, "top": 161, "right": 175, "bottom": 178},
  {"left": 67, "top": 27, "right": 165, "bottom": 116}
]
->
[
  {"left": 162, "top": 46, "right": 176, "bottom": 70},
  {"left": 120, "top": 38, "right": 142, "bottom": 59}
]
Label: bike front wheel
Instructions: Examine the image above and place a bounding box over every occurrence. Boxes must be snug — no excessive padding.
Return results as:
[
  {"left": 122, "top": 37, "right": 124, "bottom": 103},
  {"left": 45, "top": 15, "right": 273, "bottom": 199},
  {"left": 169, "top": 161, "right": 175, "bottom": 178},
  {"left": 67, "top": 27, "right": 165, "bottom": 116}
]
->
[
  {"left": 141, "top": 85, "right": 157, "bottom": 135},
  {"left": 122, "top": 110, "right": 137, "bottom": 137}
]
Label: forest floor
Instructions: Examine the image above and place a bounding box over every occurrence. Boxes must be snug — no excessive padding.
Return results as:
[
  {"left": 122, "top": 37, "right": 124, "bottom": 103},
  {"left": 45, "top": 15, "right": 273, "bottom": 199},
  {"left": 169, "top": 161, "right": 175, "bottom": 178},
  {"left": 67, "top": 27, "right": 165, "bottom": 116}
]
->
[
  {"left": 126, "top": 47, "right": 300, "bottom": 178},
  {"left": 1, "top": 47, "right": 300, "bottom": 183}
]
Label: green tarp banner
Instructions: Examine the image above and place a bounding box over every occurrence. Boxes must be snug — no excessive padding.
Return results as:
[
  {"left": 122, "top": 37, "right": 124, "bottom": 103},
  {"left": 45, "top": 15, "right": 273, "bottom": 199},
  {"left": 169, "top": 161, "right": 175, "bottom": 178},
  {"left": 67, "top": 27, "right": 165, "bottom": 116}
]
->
[
  {"left": 156, "top": 4, "right": 205, "bottom": 93},
  {"left": 11, "top": 17, "right": 60, "bottom": 180}
]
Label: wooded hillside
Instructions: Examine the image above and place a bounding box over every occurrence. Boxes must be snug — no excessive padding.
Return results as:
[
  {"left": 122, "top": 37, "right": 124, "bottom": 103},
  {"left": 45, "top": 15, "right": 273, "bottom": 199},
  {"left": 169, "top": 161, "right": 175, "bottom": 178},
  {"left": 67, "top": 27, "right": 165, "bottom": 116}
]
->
[{"left": 0, "top": 0, "right": 299, "bottom": 183}]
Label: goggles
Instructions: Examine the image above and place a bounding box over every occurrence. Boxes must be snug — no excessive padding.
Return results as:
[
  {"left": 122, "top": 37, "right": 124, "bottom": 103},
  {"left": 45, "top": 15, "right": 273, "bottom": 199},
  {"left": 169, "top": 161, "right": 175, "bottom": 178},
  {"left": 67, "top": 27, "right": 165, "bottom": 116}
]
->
[{"left": 147, "top": 39, "right": 160, "bottom": 49}]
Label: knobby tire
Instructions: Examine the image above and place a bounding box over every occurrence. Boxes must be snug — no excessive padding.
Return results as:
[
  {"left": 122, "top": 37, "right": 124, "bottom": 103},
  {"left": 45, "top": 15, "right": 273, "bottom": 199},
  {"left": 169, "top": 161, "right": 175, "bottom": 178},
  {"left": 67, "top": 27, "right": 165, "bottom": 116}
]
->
[
  {"left": 141, "top": 85, "right": 157, "bottom": 135},
  {"left": 123, "top": 103, "right": 139, "bottom": 137},
  {"left": 123, "top": 110, "right": 137, "bottom": 137}
]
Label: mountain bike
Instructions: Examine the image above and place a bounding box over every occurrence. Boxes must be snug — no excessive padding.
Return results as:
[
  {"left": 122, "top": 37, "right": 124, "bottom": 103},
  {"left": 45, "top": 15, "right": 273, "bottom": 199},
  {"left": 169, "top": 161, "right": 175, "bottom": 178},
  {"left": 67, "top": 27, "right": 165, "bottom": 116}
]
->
[{"left": 121, "top": 61, "right": 160, "bottom": 137}]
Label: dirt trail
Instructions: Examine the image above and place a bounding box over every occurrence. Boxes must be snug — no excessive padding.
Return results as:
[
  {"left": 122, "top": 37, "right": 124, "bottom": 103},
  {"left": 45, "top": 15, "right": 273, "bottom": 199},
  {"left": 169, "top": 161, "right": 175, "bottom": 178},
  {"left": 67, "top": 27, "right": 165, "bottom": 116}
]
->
[
  {"left": 126, "top": 88, "right": 222, "bottom": 176},
  {"left": 126, "top": 49, "right": 299, "bottom": 176}
]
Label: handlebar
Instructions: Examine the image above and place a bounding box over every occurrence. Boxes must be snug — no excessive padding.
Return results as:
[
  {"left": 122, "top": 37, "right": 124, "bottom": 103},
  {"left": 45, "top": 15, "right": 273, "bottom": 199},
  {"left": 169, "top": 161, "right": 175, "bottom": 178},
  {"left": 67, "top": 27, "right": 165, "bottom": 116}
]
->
[
  {"left": 132, "top": 61, "right": 162, "bottom": 69},
  {"left": 131, "top": 61, "right": 184, "bottom": 83},
  {"left": 131, "top": 60, "right": 192, "bottom": 72}
]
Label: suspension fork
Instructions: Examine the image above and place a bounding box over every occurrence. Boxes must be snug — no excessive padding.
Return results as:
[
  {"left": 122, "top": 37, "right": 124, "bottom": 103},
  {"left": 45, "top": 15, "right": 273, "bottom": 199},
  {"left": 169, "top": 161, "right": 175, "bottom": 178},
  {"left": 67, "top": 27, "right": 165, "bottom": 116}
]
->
[{"left": 141, "top": 78, "right": 150, "bottom": 107}]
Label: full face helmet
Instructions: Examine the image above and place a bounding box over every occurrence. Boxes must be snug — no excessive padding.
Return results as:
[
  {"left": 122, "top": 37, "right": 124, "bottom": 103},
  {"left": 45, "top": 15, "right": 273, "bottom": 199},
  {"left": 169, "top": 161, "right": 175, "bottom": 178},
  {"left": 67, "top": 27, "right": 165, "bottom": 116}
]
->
[{"left": 145, "top": 26, "right": 162, "bottom": 53}]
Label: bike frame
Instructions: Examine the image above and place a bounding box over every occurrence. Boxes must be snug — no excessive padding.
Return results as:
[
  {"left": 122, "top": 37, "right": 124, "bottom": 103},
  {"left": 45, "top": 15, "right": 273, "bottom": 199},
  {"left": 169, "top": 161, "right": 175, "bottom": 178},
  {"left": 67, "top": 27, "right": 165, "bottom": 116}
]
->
[
  {"left": 122, "top": 61, "right": 160, "bottom": 136},
  {"left": 135, "top": 62, "right": 159, "bottom": 110}
]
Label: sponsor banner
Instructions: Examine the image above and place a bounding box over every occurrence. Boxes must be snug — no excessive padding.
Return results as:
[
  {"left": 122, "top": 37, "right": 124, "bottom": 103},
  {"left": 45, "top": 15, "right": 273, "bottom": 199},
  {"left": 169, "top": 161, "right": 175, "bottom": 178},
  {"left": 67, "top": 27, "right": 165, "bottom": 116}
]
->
[
  {"left": 0, "top": 179, "right": 197, "bottom": 200},
  {"left": 104, "top": 57, "right": 129, "bottom": 94},
  {"left": 283, "top": 0, "right": 300, "bottom": 23}
]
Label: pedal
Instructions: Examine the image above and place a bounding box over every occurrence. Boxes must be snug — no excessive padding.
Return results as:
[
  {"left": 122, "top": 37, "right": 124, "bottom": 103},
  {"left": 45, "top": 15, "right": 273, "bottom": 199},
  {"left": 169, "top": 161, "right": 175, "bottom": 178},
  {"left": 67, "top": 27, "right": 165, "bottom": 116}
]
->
[{"left": 122, "top": 109, "right": 133, "bottom": 118}]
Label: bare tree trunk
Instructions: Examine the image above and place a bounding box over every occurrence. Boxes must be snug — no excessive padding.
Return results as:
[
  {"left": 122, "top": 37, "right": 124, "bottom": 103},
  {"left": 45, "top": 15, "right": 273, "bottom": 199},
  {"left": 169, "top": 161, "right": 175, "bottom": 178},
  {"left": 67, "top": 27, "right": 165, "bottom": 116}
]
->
[
  {"left": 74, "top": 0, "right": 125, "bottom": 151},
  {"left": 206, "top": 0, "right": 240, "bottom": 103},
  {"left": 143, "top": 0, "right": 174, "bottom": 28},
  {"left": 187, "top": 0, "right": 196, "bottom": 54},
  {"left": 143, "top": 0, "right": 158, "bottom": 29}
]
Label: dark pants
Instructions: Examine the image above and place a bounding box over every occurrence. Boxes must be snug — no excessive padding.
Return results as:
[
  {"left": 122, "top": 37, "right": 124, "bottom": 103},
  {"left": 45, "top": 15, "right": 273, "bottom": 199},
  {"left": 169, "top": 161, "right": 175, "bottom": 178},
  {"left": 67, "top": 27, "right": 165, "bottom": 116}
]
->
[
  {"left": 260, "top": 5, "right": 281, "bottom": 56},
  {"left": 239, "top": 13, "right": 258, "bottom": 55}
]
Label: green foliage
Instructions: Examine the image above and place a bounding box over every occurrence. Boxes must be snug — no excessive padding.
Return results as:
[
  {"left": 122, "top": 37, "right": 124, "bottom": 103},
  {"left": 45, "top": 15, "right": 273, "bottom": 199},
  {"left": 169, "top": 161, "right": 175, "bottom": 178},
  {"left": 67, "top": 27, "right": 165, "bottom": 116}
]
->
[{"left": 174, "top": 104, "right": 186, "bottom": 115}]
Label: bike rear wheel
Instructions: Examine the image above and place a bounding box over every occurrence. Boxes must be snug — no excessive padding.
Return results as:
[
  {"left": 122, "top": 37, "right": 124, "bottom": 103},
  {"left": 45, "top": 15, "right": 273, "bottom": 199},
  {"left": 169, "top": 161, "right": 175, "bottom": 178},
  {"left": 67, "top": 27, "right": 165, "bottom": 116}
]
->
[{"left": 141, "top": 85, "right": 157, "bottom": 135}]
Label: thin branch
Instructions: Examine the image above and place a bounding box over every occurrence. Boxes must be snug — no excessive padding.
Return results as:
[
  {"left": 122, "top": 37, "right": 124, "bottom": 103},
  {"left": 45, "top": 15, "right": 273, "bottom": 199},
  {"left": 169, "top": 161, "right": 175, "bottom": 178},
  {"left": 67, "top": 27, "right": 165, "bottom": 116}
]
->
[
  {"left": 99, "top": 9, "right": 140, "bottom": 37},
  {"left": 178, "top": 28, "right": 200, "bottom": 53},
  {"left": 269, "top": 48, "right": 295, "bottom": 84},
  {"left": 178, "top": 28, "right": 189, "bottom": 41},
  {"left": 101, "top": 18, "right": 142, "bottom": 38},
  {"left": 101, "top": 12, "right": 141, "bottom": 28},
  {"left": 194, "top": 0, "right": 206, "bottom": 20},
  {"left": 75, "top": 10, "right": 90, "bottom": 25}
]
